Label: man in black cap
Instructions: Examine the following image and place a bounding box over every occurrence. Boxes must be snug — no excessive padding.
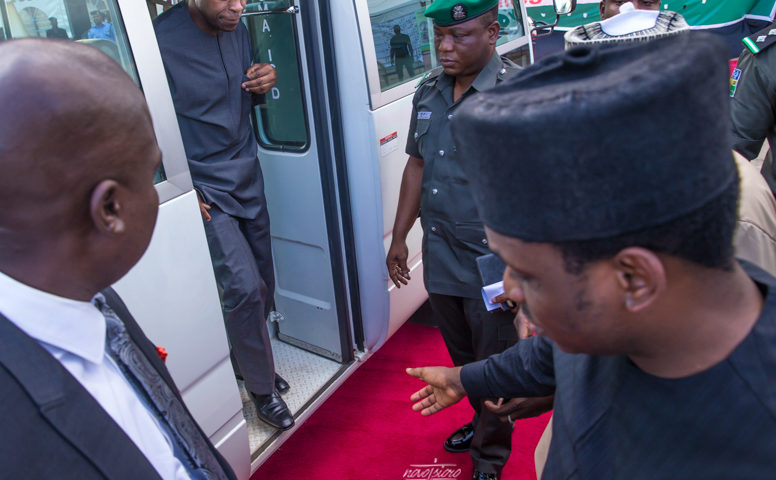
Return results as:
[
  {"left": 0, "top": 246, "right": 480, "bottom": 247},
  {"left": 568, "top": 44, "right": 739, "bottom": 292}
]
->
[
  {"left": 386, "top": 0, "right": 521, "bottom": 478},
  {"left": 407, "top": 32, "right": 776, "bottom": 478}
]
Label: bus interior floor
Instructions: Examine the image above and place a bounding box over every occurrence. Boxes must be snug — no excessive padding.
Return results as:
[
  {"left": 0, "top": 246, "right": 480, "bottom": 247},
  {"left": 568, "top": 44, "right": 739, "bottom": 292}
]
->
[{"left": 237, "top": 336, "right": 341, "bottom": 454}]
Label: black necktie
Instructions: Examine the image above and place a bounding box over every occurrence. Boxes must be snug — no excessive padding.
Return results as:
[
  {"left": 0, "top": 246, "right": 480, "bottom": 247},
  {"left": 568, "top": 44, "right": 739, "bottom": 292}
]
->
[{"left": 94, "top": 294, "right": 229, "bottom": 480}]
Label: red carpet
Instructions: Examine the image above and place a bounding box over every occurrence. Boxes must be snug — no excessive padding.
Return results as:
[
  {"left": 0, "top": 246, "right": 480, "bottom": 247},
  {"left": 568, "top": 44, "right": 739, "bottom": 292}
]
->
[{"left": 253, "top": 321, "right": 551, "bottom": 480}]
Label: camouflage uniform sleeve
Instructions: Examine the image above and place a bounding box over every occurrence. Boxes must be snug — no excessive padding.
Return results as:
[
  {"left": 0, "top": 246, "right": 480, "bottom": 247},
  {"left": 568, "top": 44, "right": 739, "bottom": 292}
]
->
[{"left": 731, "top": 47, "right": 776, "bottom": 159}]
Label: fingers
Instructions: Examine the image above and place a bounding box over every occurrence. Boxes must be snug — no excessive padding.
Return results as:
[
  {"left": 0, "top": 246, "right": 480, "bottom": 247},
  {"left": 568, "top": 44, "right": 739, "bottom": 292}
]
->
[
  {"left": 200, "top": 207, "right": 211, "bottom": 222},
  {"left": 411, "top": 391, "right": 445, "bottom": 416},
  {"left": 387, "top": 258, "right": 411, "bottom": 288},
  {"left": 407, "top": 368, "right": 433, "bottom": 403},
  {"left": 491, "top": 293, "right": 508, "bottom": 304},
  {"left": 484, "top": 398, "right": 518, "bottom": 424},
  {"left": 389, "top": 275, "right": 407, "bottom": 289},
  {"left": 483, "top": 399, "right": 508, "bottom": 415},
  {"left": 409, "top": 385, "right": 433, "bottom": 404},
  {"left": 243, "top": 63, "right": 277, "bottom": 93},
  {"left": 410, "top": 384, "right": 441, "bottom": 415},
  {"left": 198, "top": 198, "right": 212, "bottom": 222},
  {"left": 242, "top": 79, "right": 270, "bottom": 94},
  {"left": 421, "top": 402, "right": 446, "bottom": 416},
  {"left": 389, "top": 266, "right": 410, "bottom": 288},
  {"left": 246, "top": 62, "right": 274, "bottom": 78}
]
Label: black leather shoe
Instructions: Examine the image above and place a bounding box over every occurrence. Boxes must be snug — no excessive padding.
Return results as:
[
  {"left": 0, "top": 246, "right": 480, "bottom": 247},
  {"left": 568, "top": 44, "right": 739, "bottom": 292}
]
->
[
  {"left": 472, "top": 472, "right": 499, "bottom": 480},
  {"left": 251, "top": 391, "right": 294, "bottom": 430},
  {"left": 274, "top": 373, "right": 290, "bottom": 393},
  {"left": 444, "top": 422, "right": 474, "bottom": 453}
]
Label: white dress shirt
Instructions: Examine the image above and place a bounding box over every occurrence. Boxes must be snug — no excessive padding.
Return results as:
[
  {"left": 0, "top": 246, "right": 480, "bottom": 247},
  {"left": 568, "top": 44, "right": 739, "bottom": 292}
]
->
[{"left": 0, "top": 271, "right": 190, "bottom": 480}]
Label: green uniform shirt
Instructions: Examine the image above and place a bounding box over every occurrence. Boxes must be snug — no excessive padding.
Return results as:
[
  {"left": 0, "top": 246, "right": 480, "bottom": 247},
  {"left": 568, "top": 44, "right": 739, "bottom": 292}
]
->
[
  {"left": 405, "top": 52, "right": 520, "bottom": 298},
  {"left": 731, "top": 22, "right": 776, "bottom": 196}
]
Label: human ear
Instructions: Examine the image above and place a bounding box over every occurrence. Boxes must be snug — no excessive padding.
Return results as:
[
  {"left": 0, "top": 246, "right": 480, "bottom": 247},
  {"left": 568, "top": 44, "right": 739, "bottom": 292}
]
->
[
  {"left": 599, "top": 1, "right": 606, "bottom": 18},
  {"left": 90, "top": 179, "right": 126, "bottom": 234},
  {"left": 613, "top": 247, "right": 666, "bottom": 312},
  {"left": 487, "top": 21, "right": 500, "bottom": 45}
]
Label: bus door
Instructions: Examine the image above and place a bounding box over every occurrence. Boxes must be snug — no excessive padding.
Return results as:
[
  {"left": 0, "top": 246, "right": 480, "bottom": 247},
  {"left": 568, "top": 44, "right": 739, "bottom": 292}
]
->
[{"left": 242, "top": 1, "right": 361, "bottom": 363}]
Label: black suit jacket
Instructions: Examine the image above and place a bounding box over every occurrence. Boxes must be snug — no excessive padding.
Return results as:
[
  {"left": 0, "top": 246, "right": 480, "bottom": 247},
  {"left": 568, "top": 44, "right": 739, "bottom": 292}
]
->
[{"left": 0, "top": 288, "right": 237, "bottom": 480}]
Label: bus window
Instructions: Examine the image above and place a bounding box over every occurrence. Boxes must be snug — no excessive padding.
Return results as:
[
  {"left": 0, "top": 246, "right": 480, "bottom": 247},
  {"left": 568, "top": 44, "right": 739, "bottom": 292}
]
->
[
  {"left": 1, "top": 0, "right": 167, "bottom": 183},
  {"left": 366, "top": 0, "right": 527, "bottom": 92},
  {"left": 497, "top": 0, "right": 525, "bottom": 43},
  {"left": 244, "top": 1, "right": 310, "bottom": 152}
]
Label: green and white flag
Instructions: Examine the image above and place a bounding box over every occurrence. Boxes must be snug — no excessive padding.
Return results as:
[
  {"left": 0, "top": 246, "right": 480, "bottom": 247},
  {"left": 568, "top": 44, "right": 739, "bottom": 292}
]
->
[{"left": 522, "top": 0, "right": 776, "bottom": 30}]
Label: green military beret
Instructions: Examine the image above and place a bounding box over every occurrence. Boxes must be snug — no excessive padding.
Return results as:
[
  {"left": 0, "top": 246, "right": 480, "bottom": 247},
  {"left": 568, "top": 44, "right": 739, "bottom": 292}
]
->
[{"left": 424, "top": 0, "right": 499, "bottom": 27}]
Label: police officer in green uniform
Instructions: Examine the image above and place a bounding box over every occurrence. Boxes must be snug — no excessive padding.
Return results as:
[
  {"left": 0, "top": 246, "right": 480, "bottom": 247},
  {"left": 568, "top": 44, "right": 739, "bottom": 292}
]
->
[
  {"left": 386, "top": 1, "right": 520, "bottom": 479},
  {"left": 731, "top": 21, "right": 776, "bottom": 197}
]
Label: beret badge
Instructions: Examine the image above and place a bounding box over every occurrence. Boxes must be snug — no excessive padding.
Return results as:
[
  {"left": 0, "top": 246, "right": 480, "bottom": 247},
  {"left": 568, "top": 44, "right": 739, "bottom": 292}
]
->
[{"left": 451, "top": 4, "right": 467, "bottom": 21}]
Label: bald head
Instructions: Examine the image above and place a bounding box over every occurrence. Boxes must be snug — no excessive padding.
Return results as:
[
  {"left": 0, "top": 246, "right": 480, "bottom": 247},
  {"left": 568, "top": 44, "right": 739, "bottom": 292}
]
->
[{"left": 0, "top": 39, "right": 161, "bottom": 299}]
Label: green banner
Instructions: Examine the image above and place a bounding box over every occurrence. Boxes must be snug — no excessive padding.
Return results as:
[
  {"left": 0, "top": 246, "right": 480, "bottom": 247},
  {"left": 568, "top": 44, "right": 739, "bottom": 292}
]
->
[{"left": 524, "top": 0, "right": 776, "bottom": 29}]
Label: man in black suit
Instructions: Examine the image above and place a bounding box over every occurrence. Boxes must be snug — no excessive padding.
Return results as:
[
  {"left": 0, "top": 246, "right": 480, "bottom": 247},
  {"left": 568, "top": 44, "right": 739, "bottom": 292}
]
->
[
  {"left": 407, "top": 34, "right": 776, "bottom": 478},
  {"left": 0, "top": 39, "right": 235, "bottom": 479}
]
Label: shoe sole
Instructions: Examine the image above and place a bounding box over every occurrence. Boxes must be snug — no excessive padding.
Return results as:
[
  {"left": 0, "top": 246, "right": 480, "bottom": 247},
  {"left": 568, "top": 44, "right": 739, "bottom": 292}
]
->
[{"left": 257, "top": 415, "right": 295, "bottom": 431}]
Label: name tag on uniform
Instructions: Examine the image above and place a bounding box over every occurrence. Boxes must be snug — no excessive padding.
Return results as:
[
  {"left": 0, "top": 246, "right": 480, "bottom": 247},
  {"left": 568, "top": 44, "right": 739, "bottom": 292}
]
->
[{"left": 417, "top": 111, "right": 432, "bottom": 120}]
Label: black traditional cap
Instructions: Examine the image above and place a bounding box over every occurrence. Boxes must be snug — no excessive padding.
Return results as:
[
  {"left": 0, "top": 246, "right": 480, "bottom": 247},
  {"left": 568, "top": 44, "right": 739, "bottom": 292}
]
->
[
  {"left": 452, "top": 32, "right": 736, "bottom": 242},
  {"left": 424, "top": 0, "right": 498, "bottom": 27}
]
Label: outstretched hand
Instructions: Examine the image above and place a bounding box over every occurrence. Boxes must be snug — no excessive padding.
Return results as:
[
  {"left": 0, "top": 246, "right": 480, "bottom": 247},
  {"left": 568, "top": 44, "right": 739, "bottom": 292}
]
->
[{"left": 406, "top": 366, "right": 466, "bottom": 416}]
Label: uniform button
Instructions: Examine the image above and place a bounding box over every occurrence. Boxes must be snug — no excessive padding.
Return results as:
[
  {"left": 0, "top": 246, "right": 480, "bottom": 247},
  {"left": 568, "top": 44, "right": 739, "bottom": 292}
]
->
[
  {"left": 452, "top": 146, "right": 457, "bottom": 152},
  {"left": 481, "top": 239, "right": 488, "bottom": 245},
  {"left": 448, "top": 114, "right": 453, "bottom": 120},
  {"left": 432, "top": 188, "right": 438, "bottom": 195},
  {"left": 439, "top": 150, "right": 445, "bottom": 156},
  {"left": 499, "top": 68, "right": 506, "bottom": 74},
  {"left": 414, "top": 132, "right": 419, "bottom": 139},
  {"left": 431, "top": 226, "right": 437, "bottom": 233}
]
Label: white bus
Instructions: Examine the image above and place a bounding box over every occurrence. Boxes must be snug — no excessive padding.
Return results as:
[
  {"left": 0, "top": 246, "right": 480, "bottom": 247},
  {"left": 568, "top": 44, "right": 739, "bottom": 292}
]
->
[{"left": 0, "top": 0, "right": 543, "bottom": 476}]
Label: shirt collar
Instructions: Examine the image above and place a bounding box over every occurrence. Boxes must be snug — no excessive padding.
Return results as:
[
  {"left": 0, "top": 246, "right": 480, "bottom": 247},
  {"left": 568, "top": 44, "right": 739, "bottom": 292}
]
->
[
  {"left": 0, "top": 271, "right": 106, "bottom": 364},
  {"left": 471, "top": 51, "right": 504, "bottom": 92}
]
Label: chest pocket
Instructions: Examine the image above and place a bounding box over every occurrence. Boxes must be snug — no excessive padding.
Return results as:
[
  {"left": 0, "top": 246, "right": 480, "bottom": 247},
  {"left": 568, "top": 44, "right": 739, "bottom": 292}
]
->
[
  {"left": 415, "top": 118, "right": 431, "bottom": 155},
  {"left": 415, "top": 118, "right": 431, "bottom": 139}
]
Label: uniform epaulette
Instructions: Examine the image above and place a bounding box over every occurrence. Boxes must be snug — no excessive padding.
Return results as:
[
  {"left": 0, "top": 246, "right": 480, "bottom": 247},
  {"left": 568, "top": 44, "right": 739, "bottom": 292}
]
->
[
  {"left": 416, "top": 66, "right": 444, "bottom": 88},
  {"left": 743, "top": 21, "right": 776, "bottom": 55}
]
